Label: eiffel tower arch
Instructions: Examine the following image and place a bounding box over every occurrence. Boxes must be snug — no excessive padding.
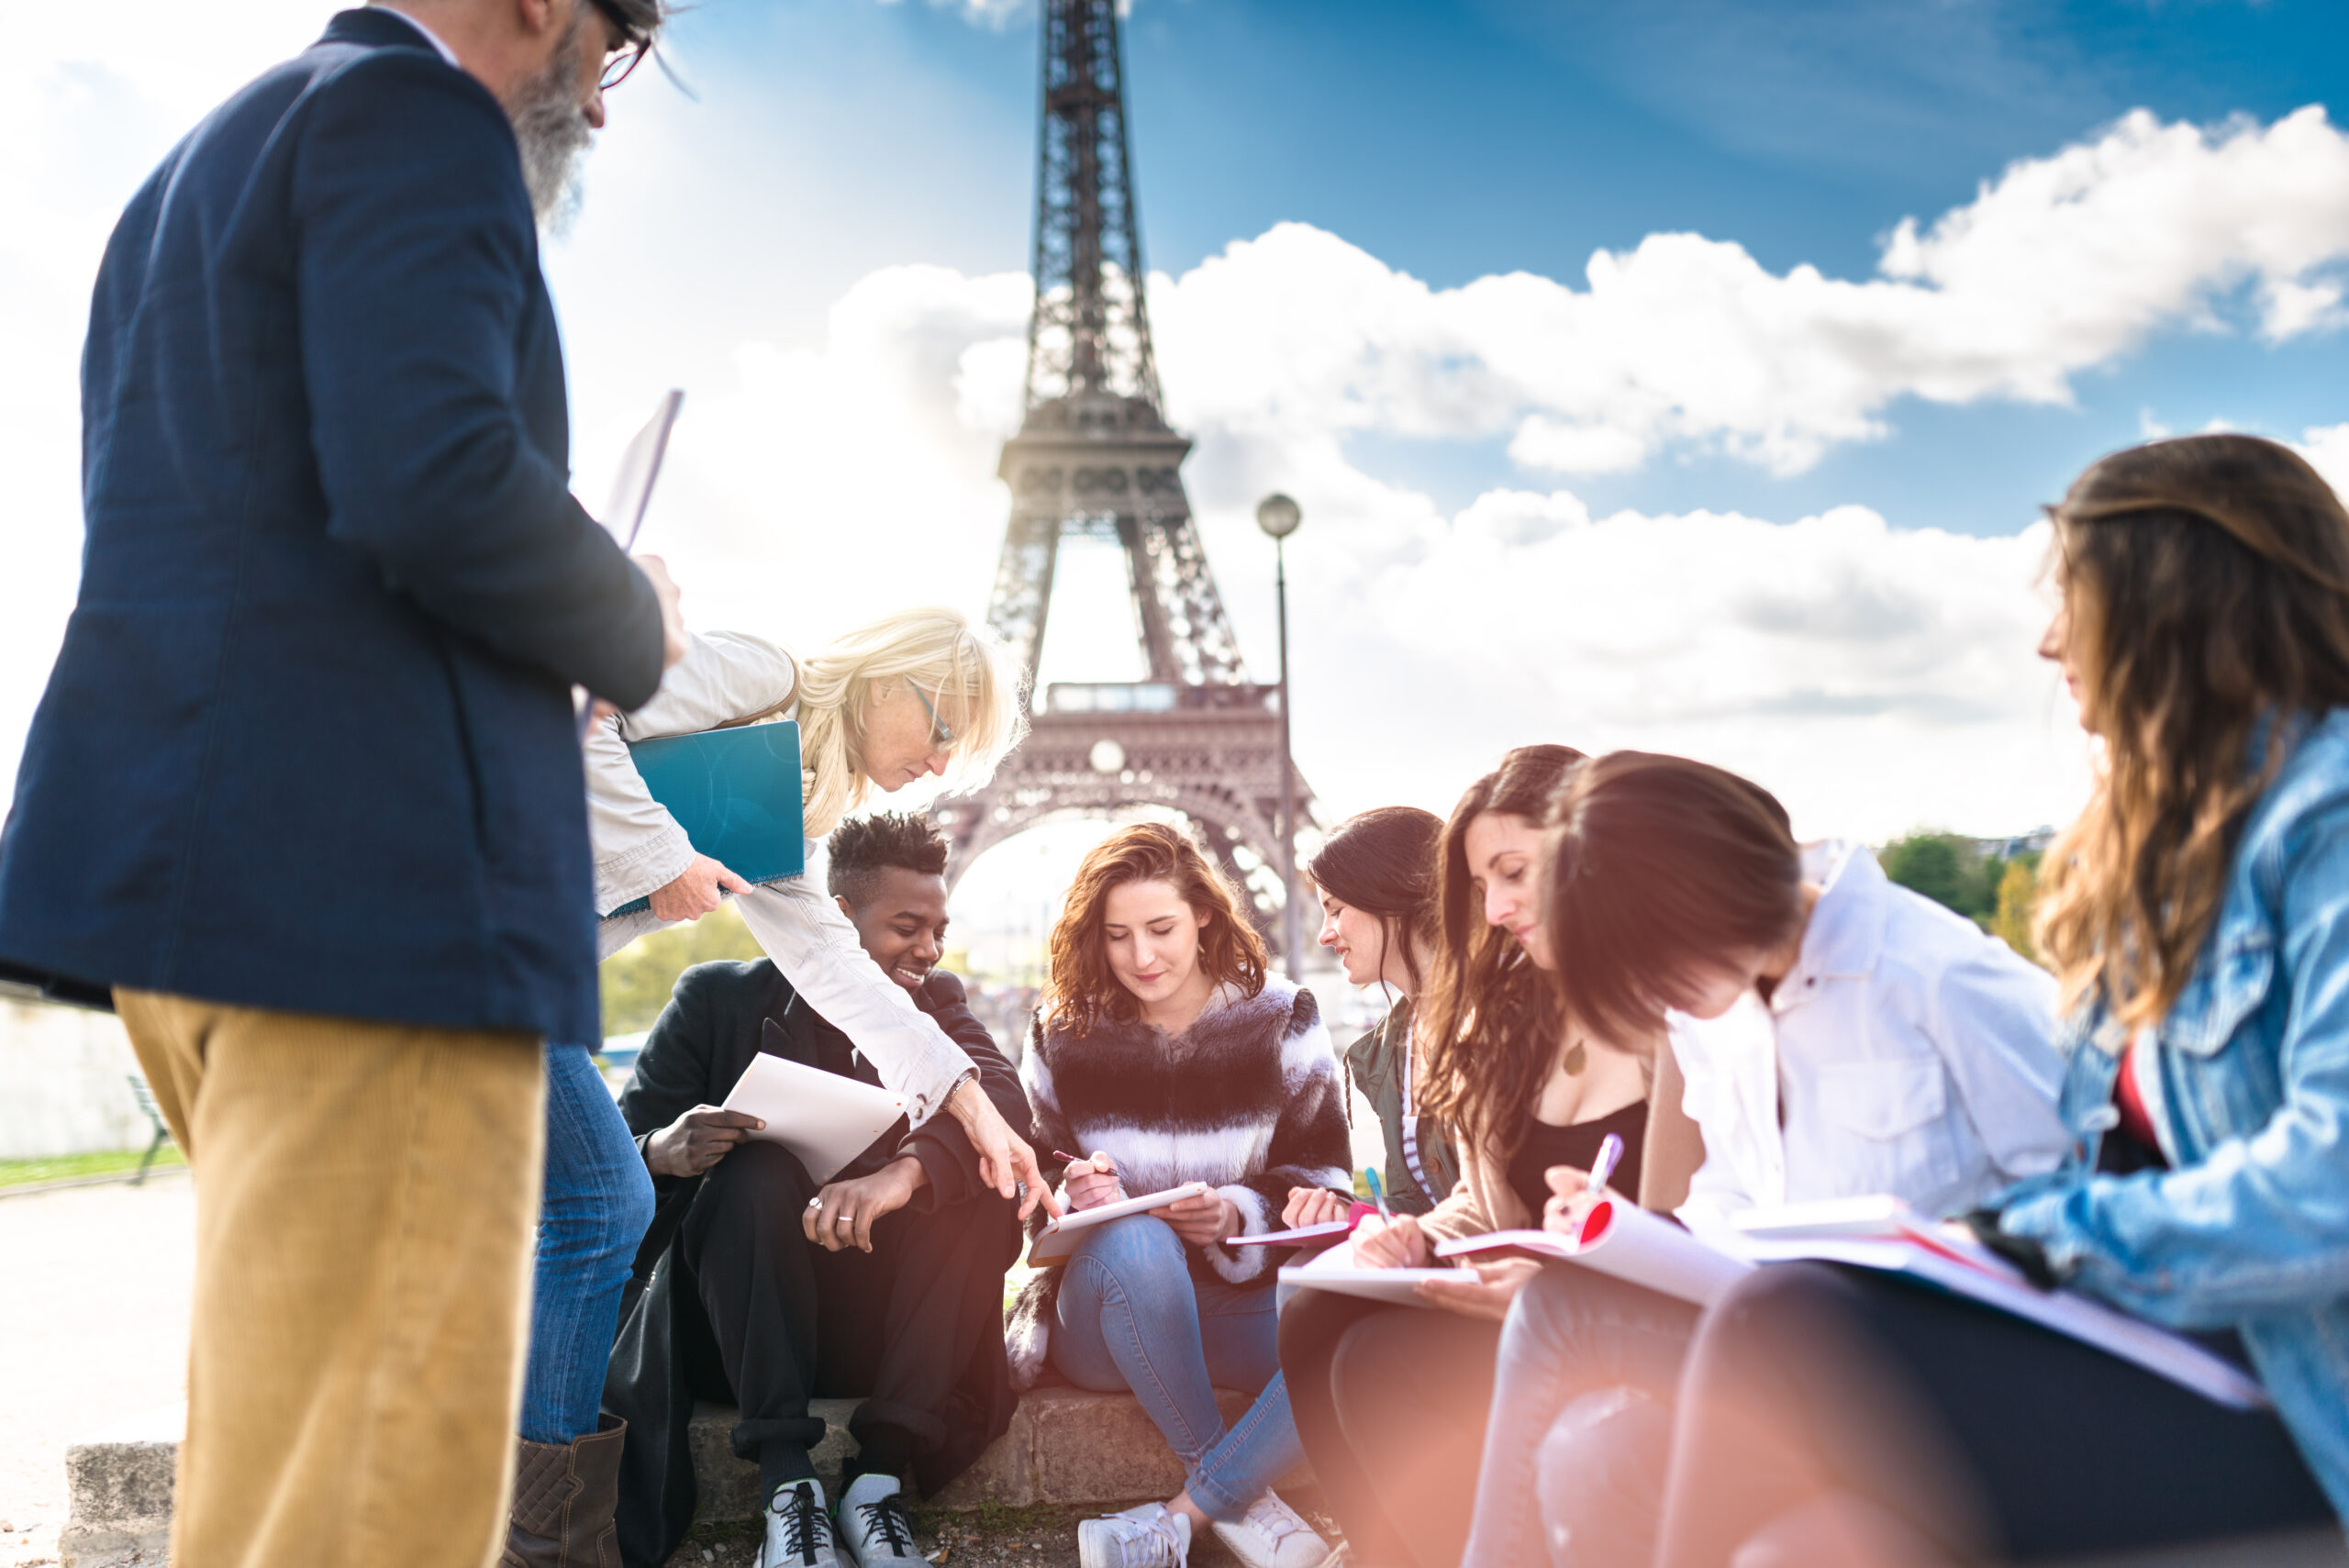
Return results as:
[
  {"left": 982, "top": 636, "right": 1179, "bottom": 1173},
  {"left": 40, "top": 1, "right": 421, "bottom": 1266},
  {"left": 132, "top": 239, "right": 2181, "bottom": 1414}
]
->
[{"left": 937, "top": 0, "right": 1315, "bottom": 950}]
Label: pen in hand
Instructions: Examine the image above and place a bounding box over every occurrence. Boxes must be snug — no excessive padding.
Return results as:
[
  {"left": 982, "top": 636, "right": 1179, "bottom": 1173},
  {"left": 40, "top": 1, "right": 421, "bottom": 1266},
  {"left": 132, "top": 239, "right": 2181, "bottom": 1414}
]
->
[
  {"left": 1364, "top": 1166, "right": 1394, "bottom": 1224},
  {"left": 1586, "top": 1132, "right": 1625, "bottom": 1196}
]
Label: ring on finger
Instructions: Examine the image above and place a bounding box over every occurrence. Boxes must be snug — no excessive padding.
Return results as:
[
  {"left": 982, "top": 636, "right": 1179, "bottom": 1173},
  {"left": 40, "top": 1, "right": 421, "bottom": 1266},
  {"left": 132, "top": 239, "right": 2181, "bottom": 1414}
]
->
[{"left": 834, "top": 1213, "right": 856, "bottom": 1227}]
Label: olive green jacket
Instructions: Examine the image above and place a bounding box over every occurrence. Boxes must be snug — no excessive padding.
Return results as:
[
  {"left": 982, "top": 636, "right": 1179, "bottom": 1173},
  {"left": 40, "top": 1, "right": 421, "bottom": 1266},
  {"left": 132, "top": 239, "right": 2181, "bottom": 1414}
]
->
[{"left": 1342, "top": 997, "right": 1463, "bottom": 1217}]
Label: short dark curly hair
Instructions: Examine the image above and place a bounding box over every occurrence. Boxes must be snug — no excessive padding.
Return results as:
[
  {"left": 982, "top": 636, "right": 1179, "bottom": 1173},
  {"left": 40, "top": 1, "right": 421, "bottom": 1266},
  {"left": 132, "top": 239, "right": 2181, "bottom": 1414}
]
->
[{"left": 827, "top": 812, "right": 951, "bottom": 909}]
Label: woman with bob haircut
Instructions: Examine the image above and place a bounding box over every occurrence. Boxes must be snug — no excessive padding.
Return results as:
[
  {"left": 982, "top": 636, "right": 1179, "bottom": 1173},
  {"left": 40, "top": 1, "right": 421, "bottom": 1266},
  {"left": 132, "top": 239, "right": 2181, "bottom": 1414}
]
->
[
  {"left": 507, "top": 608, "right": 1050, "bottom": 1563},
  {"left": 1008, "top": 822, "right": 1351, "bottom": 1568},
  {"left": 1288, "top": 746, "right": 1663, "bottom": 1568},
  {"left": 1457, "top": 750, "right": 2067, "bottom": 1568},
  {"left": 1648, "top": 435, "right": 2349, "bottom": 1566}
]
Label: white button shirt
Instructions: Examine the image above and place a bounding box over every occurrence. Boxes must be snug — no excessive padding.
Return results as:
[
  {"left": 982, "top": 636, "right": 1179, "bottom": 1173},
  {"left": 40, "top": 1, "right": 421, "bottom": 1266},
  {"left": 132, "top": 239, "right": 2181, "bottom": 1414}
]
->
[
  {"left": 585, "top": 631, "right": 976, "bottom": 1127},
  {"left": 1672, "top": 840, "right": 2068, "bottom": 1228}
]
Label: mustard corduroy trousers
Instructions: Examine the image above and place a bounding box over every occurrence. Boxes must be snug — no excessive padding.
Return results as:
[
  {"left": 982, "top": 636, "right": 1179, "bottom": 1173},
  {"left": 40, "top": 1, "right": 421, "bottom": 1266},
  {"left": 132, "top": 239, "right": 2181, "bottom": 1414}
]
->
[{"left": 117, "top": 989, "right": 546, "bottom": 1568}]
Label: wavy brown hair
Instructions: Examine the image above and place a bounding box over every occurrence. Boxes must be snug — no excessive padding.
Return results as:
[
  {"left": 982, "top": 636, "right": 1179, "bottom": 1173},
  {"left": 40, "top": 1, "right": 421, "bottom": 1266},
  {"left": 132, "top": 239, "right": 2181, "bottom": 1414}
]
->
[
  {"left": 2035, "top": 434, "right": 2349, "bottom": 1029},
  {"left": 1415, "top": 745, "right": 1585, "bottom": 1158},
  {"left": 1043, "top": 821, "right": 1268, "bottom": 1035}
]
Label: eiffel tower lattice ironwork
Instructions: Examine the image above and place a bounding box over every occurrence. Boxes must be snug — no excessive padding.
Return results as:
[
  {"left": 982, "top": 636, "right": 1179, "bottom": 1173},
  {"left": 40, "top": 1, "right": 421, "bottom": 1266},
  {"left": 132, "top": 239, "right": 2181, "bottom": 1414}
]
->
[{"left": 937, "top": 0, "right": 1314, "bottom": 949}]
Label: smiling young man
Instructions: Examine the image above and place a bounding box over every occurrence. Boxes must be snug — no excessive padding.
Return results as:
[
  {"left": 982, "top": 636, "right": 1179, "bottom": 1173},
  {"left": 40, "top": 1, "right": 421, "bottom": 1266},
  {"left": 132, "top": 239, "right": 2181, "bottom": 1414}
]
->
[
  {"left": 829, "top": 814, "right": 956, "bottom": 993},
  {"left": 603, "top": 814, "right": 1030, "bottom": 1568},
  {"left": 0, "top": 3, "right": 683, "bottom": 1566}
]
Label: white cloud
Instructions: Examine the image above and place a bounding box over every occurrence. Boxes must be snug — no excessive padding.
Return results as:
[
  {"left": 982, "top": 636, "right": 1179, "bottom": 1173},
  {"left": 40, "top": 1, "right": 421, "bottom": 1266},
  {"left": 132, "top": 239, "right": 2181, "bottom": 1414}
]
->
[
  {"left": 1152, "top": 107, "right": 2349, "bottom": 476},
  {"left": 1284, "top": 495, "right": 2087, "bottom": 840},
  {"left": 2300, "top": 424, "right": 2349, "bottom": 501},
  {"left": 868, "top": 0, "right": 1108, "bottom": 28},
  {"left": 559, "top": 263, "right": 2089, "bottom": 841},
  {"left": 11, "top": 6, "right": 2317, "bottom": 854}
]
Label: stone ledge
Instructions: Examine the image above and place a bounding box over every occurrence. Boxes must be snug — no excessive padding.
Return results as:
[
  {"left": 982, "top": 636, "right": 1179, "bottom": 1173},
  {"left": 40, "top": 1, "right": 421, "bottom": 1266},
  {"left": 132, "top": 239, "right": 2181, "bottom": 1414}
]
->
[
  {"left": 61, "top": 1403, "right": 181, "bottom": 1568},
  {"left": 62, "top": 1389, "right": 1310, "bottom": 1565},
  {"left": 689, "top": 1385, "right": 1308, "bottom": 1517}
]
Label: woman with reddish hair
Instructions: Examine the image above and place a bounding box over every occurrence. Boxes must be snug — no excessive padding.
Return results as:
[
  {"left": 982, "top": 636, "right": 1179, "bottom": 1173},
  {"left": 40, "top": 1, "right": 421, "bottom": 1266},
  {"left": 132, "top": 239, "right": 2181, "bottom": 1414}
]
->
[{"left": 1007, "top": 822, "right": 1351, "bottom": 1568}]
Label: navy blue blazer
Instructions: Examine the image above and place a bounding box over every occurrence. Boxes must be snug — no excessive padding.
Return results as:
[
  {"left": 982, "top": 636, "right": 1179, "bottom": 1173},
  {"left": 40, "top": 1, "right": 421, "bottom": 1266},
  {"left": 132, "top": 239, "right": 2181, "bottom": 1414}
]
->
[{"left": 0, "top": 10, "right": 664, "bottom": 1043}]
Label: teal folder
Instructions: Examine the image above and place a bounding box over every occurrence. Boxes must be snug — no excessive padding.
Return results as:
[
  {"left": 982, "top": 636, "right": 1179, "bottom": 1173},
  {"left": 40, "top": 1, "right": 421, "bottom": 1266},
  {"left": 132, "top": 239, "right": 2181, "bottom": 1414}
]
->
[{"left": 605, "top": 720, "right": 806, "bottom": 918}]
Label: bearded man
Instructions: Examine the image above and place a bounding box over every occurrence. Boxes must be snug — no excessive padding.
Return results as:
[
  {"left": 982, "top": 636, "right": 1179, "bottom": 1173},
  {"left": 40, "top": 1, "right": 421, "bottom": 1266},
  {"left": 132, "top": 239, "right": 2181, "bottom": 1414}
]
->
[{"left": 0, "top": 4, "right": 683, "bottom": 1566}]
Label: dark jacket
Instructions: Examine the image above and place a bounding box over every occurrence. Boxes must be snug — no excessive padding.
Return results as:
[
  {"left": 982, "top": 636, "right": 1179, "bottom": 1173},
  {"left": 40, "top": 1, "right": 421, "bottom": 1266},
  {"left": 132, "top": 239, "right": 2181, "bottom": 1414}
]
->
[
  {"left": 1343, "top": 998, "right": 1462, "bottom": 1216},
  {"left": 0, "top": 10, "right": 661, "bottom": 1040},
  {"left": 605, "top": 960, "right": 1029, "bottom": 1565}
]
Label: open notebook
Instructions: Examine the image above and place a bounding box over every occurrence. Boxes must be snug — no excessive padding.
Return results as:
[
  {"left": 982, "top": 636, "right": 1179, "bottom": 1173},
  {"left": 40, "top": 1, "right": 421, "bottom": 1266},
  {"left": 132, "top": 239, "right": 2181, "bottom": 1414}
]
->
[
  {"left": 1028, "top": 1184, "right": 1217, "bottom": 1265},
  {"left": 1276, "top": 1239, "right": 1458, "bottom": 1306},
  {"left": 1435, "top": 1195, "right": 2268, "bottom": 1411}
]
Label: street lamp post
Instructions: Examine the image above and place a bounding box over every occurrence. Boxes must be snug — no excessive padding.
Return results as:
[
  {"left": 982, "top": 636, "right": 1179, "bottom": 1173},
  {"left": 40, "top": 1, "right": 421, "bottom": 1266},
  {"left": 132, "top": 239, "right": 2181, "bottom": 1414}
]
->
[{"left": 1256, "top": 493, "right": 1304, "bottom": 979}]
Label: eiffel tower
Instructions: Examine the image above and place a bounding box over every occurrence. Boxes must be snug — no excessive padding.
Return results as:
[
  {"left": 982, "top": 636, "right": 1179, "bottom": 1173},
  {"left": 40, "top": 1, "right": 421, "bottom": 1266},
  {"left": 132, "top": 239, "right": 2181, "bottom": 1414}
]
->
[{"left": 937, "top": 0, "right": 1314, "bottom": 950}]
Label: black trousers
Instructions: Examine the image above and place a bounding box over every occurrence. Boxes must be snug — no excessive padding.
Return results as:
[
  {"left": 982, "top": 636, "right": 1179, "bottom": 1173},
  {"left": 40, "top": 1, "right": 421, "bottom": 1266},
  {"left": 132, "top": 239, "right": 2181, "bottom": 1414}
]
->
[
  {"left": 1277, "top": 1288, "right": 1500, "bottom": 1568},
  {"left": 676, "top": 1140, "right": 1021, "bottom": 1493},
  {"left": 1655, "top": 1262, "right": 2339, "bottom": 1566}
]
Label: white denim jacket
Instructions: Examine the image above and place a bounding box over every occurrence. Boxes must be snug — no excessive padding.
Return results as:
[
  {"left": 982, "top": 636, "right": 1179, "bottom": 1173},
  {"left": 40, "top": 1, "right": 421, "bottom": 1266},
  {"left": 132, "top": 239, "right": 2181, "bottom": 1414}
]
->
[
  {"left": 1672, "top": 840, "right": 2068, "bottom": 1228},
  {"left": 588, "top": 629, "right": 975, "bottom": 1126}
]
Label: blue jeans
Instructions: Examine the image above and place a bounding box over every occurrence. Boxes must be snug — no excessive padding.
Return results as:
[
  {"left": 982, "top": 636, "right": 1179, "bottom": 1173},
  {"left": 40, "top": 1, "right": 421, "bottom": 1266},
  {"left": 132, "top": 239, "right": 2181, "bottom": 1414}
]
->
[
  {"left": 1464, "top": 1263, "right": 1698, "bottom": 1568},
  {"left": 1051, "top": 1216, "right": 1303, "bottom": 1522},
  {"left": 519, "top": 1043, "right": 655, "bottom": 1443}
]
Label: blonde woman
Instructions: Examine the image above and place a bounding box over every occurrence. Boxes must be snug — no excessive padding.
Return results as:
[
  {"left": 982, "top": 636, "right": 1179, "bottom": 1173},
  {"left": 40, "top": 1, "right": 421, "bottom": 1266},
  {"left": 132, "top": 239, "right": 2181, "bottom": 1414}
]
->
[
  {"left": 499, "top": 607, "right": 1049, "bottom": 1565},
  {"left": 591, "top": 606, "right": 1035, "bottom": 1151}
]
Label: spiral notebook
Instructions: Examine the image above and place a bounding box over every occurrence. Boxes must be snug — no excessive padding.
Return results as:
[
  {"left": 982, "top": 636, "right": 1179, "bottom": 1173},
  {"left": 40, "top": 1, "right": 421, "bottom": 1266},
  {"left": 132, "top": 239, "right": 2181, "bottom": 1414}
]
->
[{"left": 604, "top": 721, "right": 806, "bottom": 917}]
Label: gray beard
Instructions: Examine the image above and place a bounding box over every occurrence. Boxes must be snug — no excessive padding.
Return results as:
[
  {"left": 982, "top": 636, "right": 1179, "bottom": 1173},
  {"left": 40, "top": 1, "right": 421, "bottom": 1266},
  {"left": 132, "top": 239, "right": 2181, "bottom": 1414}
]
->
[{"left": 506, "top": 17, "right": 594, "bottom": 232}]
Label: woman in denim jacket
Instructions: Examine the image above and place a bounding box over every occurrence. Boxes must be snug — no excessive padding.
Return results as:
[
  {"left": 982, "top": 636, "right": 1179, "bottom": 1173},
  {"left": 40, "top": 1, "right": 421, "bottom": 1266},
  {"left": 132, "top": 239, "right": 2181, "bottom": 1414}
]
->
[{"left": 1651, "top": 434, "right": 2349, "bottom": 1566}]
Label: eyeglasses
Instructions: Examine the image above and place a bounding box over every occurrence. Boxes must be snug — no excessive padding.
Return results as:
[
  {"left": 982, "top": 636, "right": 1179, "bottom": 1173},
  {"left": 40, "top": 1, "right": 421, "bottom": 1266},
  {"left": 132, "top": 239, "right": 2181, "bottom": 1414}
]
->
[
  {"left": 908, "top": 680, "right": 954, "bottom": 753},
  {"left": 583, "top": 0, "right": 650, "bottom": 90}
]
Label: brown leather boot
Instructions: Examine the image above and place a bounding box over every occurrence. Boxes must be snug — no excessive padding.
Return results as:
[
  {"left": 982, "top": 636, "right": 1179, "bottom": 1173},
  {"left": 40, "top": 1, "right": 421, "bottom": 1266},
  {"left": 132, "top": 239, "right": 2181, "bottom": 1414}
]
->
[{"left": 500, "top": 1415, "right": 627, "bottom": 1568}]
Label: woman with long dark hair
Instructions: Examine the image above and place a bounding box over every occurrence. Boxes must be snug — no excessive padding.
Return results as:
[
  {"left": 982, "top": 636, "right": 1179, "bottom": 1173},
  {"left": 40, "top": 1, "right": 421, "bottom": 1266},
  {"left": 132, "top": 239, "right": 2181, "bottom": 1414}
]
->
[
  {"left": 1289, "top": 805, "right": 1459, "bottom": 1229},
  {"left": 1459, "top": 751, "right": 2066, "bottom": 1568},
  {"left": 1651, "top": 436, "right": 2349, "bottom": 1565},
  {"left": 1277, "top": 747, "right": 1662, "bottom": 1568},
  {"left": 1008, "top": 823, "right": 1350, "bottom": 1568}
]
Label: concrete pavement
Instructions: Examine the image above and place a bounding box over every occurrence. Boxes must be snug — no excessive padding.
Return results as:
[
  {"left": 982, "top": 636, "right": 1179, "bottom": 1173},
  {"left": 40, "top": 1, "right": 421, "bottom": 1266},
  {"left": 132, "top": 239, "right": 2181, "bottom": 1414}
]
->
[{"left": 0, "top": 1174, "right": 193, "bottom": 1568}]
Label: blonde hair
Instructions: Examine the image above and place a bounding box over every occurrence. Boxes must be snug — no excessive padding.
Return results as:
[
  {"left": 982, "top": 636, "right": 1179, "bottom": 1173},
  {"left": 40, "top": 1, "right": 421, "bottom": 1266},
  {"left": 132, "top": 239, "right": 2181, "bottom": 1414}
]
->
[{"left": 795, "top": 607, "right": 1027, "bottom": 839}]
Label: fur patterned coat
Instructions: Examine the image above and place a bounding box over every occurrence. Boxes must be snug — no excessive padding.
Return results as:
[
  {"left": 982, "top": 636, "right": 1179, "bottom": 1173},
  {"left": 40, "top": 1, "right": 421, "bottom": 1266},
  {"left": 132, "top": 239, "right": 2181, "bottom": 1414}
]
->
[{"left": 1006, "top": 977, "right": 1352, "bottom": 1388}]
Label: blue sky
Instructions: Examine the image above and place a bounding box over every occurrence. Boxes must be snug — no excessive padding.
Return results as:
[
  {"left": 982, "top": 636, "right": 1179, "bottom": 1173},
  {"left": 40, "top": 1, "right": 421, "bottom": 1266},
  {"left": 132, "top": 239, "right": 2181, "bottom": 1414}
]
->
[
  {"left": 6, "top": 0, "right": 2348, "bottom": 854},
  {"left": 627, "top": 0, "right": 2347, "bottom": 534}
]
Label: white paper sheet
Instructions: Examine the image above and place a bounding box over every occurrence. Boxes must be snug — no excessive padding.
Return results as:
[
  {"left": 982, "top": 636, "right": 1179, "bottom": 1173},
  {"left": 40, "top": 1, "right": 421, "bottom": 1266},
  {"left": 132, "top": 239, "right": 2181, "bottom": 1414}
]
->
[
  {"left": 1276, "top": 1240, "right": 1456, "bottom": 1306},
  {"left": 600, "top": 389, "right": 684, "bottom": 551},
  {"left": 718, "top": 1051, "right": 907, "bottom": 1186}
]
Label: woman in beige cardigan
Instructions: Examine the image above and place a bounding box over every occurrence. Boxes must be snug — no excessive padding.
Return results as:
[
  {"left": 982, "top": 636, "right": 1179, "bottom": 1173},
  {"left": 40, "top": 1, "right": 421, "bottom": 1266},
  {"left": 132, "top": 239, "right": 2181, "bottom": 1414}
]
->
[{"left": 1275, "top": 744, "right": 1698, "bottom": 1568}]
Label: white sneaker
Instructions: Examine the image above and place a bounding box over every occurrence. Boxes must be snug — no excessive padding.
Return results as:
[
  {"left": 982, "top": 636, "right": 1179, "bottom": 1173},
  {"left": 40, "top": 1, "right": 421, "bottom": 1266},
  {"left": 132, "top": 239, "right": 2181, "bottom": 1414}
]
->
[
  {"left": 760, "top": 1479, "right": 847, "bottom": 1568},
  {"left": 1210, "top": 1490, "right": 1333, "bottom": 1568},
  {"left": 836, "top": 1474, "right": 925, "bottom": 1566},
  {"left": 1078, "top": 1502, "right": 1192, "bottom": 1568}
]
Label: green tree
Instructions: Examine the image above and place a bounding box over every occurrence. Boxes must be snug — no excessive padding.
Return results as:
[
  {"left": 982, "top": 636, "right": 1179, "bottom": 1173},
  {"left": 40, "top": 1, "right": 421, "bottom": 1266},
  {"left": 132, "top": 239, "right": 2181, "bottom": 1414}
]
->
[
  {"left": 1988, "top": 853, "right": 2044, "bottom": 964},
  {"left": 1878, "top": 830, "right": 2003, "bottom": 923},
  {"left": 597, "top": 904, "right": 763, "bottom": 1037}
]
